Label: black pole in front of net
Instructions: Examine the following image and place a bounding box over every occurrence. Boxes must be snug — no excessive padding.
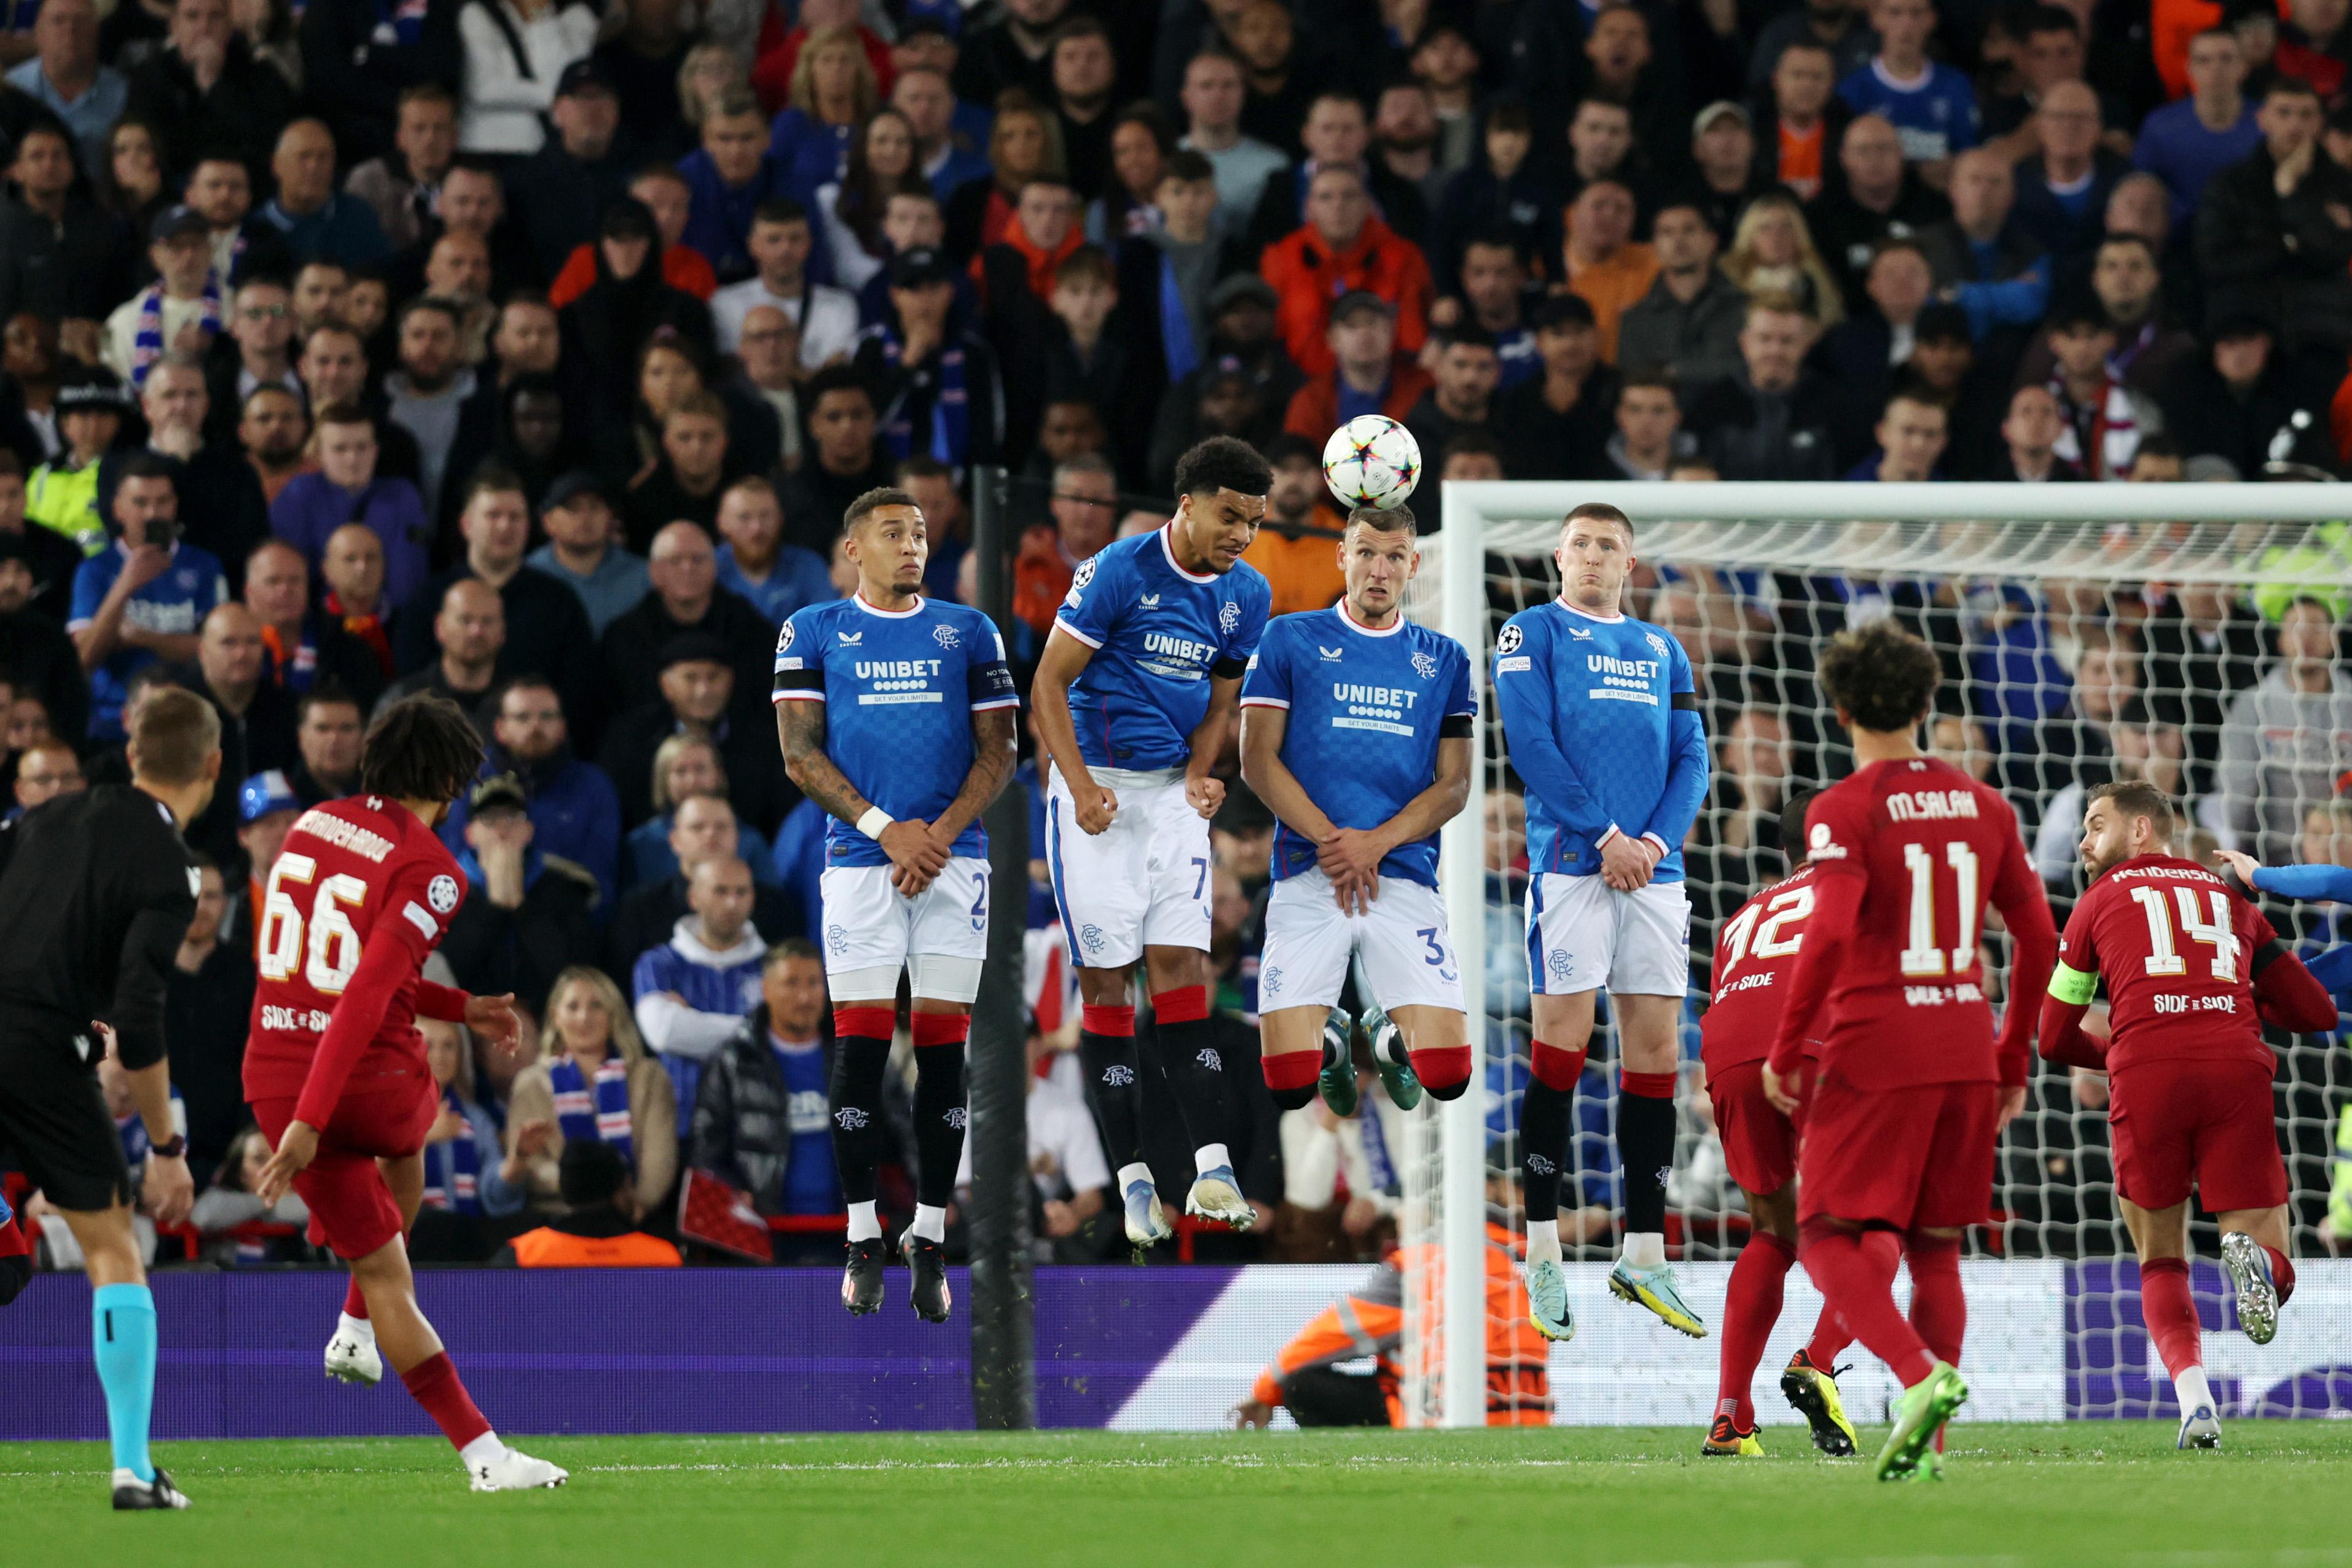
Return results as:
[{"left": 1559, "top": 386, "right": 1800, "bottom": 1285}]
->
[{"left": 966, "top": 464, "right": 1036, "bottom": 1431}]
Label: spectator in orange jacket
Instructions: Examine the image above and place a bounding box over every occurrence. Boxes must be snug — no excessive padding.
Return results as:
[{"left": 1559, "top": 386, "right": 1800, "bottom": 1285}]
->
[
  {"left": 1234, "top": 1206, "right": 1550, "bottom": 1428},
  {"left": 1558, "top": 179, "right": 1658, "bottom": 365},
  {"left": 1262, "top": 163, "right": 1434, "bottom": 378},
  {"left": 1282, "top": 291, "right": 1435, "bottom": 441},
  {"left": 495, "top": 1139, "right": 683, "bottom": 1268},
  {"left": 1241, "top": 436, "right": 1347, "bottom": 617},
  {"left": 1011, "top": 453, "right": 1118, "bottom": 635}
]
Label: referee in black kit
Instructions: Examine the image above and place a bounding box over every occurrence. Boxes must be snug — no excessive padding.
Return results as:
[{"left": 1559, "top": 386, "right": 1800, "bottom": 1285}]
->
[{"left": 0, "top": 684, "right": 219, "bottom": 1511}]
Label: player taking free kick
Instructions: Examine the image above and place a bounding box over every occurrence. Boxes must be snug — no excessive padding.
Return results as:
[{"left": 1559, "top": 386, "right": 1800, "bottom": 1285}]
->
[
  {"left": 1492, "top": 502, "right": 1711, "bottom": 1342},
  {"left": 1695, "top": 787, "right": 1862, "bottom": 1460},
  {"left": 1237, "top": 503, "right": 1476, "bottom": 1119},
  {"left": 248, "top": 695, "right": 566, "bottom": 1493},
  {"left": 775, "top": 487, "right": 1019, "bottom": 1321},
  {"left": 1760, "top": 621, "right": 2057, "bottom": 1483},
  {"left": 1031, "top": 436, "right": 1274, "bottom": 1244},
  {"left": 2040, "top": 782, "right": 2337, "bottom": 1449}
]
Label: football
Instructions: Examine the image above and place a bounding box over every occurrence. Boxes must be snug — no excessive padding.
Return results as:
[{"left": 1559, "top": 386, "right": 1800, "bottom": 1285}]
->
[{"left": 1322, "top": 415, "right": 1423, "bottom": 511}]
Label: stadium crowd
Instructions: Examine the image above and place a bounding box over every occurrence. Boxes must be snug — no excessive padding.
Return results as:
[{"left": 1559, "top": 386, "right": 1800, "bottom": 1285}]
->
[{"left": 1, "top": 0, "right": 2351, "bottom": 1276}]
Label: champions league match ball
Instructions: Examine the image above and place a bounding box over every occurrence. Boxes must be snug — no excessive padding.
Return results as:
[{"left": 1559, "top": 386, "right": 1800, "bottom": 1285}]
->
[{"left": 1321, "top": 415, "right": 1422, "bottom": 511}]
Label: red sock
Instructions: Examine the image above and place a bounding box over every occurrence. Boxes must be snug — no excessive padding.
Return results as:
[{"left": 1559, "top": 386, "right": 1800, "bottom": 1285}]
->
[
  {"left": 1903, "top": 1232, "right": 1966, "bottom": 1370},
  {"left": 1408, "top": 1045, "right": 1473, "bottom": 1099},
  {"left": 1718, "top": 1233, "right": 1795, "bottom": 1430},
  {"left": 1799, "top": 1221, "right": 1935, "bottom": 1387},
  {"left": 1529, "top": 1040, "right": 1586, "bottom": 1090},
  {"left": 1152, "top": 985, "right": 1210, "bottom": 1024},
  {"left": 400, "top": 1351, "right": 492, "bottom": 1452},
  {"left": 343, "top": 1276, "right": 368, "bottom": 1321},
  {"left": 1804, "top": 1231, "right": 1895, "bottom": 1366},
  {"left": 0, "top": 1207, "right": 28, "bottom": 1261},
  {"left": 2262, "top": 1245, "right": 2297, "bottom": 1307},
  {"left": 2138, "top": 1258, "right": 2203, "bottom": 1380},
  {"left": 911, "top": 1011, "right": 970, "bottom": 1048},
  {"left": 1261, "top": 1049, "right": 1320, "bottom": 1109}
]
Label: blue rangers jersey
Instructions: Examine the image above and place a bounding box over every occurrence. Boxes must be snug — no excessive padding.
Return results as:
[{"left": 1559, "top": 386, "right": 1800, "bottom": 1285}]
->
[
  {"left": 1054, "top": 524, "right": 1271, "bottom": 776},
  {"left": 771, "top": 592, "right": 1019, "bottom": 868},
  {"left": 1239, "top": 603, "right": 1474, "bottom": 889},
  {"left": 1491, "top": 598, "right": 1709, "bottom": 880}
]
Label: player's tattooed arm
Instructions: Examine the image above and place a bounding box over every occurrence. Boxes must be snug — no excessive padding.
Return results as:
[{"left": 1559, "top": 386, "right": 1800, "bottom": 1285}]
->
[
  {"left": 931, "top": 707, "right": 1018, "bottom": 847},
  {"left": 778, "top": 696, "right": 950, "bottom": 893}
]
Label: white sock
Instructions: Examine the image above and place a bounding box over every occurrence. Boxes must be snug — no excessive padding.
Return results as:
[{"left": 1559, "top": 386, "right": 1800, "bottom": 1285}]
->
[
  {"left": 1194, "top": 1142, "right": 1232, "bottom": 1177},
  {"left": 1117, "top": 1161, "right": 1153, "bottom": 1193},
  {"left": 1524, "top": 1219, "right": 1561, "bottom": 1265},
  {"left": 339, "top": 1311, "right": 376, "bottom": 1345},
  {"left": 459, "top": 1432, "right": 505, "bottom": 1470},
  {"left": 2175, "top": 1364, "right": 2216, "bottom": 1417},
  {"left": 1623, "top": 1232, "right": 1666, "bottom": 1270},
  {"left": 911, "top": 1204, "right": 946, "bottom": 1244},
  {"left": 846, "top": 1201, "right": 880, "bottom": 1242}
]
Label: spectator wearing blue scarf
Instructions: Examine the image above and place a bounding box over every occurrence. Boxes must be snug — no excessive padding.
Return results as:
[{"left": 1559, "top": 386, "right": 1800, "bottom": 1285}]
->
[
  {"left": 849, "top": 245, "right": 1003, "bottom": 473},
  {"left": 504, "top": 966, "right": 680, "bottom": 1218},
  {"left": 416, "top": 1019, "right": 525, "bottom": 1226}
]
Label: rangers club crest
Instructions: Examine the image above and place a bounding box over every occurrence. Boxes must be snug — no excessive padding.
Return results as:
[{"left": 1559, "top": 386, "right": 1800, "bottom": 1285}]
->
[
  {"left": 1411, "top": 651, "right": 1437, "bottom": 680},
  {"left": 426, "top": 874, "right": 460, "bottom": 914},
  {"left": 934, "top": 622, "right": 960, "bottom": 649},
  {"left": 1644, "top": 632, "right": 1671, "bottom": 662},
  {"left": 1261, "top": 965, "right": 1283, "bottom": 997},
  {"left": 826, "top": 923, "right": 849, "bottom": 955},
  {"left": 1495, "top": 624, "right": 1523, "bottom": 656},
  {"left": 1548, "top": 949, "right": 1575, "bottom": 985},
  {"left": 1219, "top": 600, "right": 1241, "bottom": 635},
  {"left": 834, "top": 1107, "right": 869, "bottom": 1131},
  {"left": 1101, "top": 1064, "right": 1135, "bottom": 1086}
]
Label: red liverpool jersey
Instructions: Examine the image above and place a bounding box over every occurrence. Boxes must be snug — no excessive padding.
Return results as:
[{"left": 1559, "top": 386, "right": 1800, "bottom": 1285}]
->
[
  {"left": 1766, "top": 756, "right": 2055, "bottom": 1091},
  {"left": 243, "top": 795, "right": 466, "bottom": 1125},
  {"left": 1700, "top": 862, "right": 1820, "bottom": 1074},
  {"left": 2056, "top": 855, "right": 2281, "bottom": 1075}
]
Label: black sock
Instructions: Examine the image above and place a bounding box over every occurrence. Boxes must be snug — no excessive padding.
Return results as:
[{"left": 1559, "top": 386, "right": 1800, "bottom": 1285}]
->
[
  {"left": 1078, "top": 1029, "right": 1143, "bottom": 1169},
  {"left": 828, "top": 1034, "right": 892, "bottom": 1206},
  {"left": 1618, "top": 1086, "right": 1676, "bottom": 1237},
  {"left": 911, "top": 1044, "right": 966, "bottom": 1210},
  {"left": 1518, "top": 1076, "right": 1573, "bottom": 1222},
  {"left": 1154, "top": 1016, "right": 1229, "bottom": 1156}
]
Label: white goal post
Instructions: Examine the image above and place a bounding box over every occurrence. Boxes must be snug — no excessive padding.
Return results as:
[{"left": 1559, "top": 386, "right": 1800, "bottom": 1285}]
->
[{"left": 1412, "top": 480, "right": 2352, "bottom": 1431}]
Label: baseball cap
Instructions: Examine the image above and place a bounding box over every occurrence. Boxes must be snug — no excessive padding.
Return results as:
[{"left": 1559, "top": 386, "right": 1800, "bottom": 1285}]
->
[
  {"left": 1330, "top": 289, "right": 1395, "bottom": 325},
  {"left": 238, "top": 769, "right": 301, "bottom": 825},
  {"left": 555, "top": 58, "right": 616, "bottom": 98},
  {"left": 543, "top": 469, "right": 611, "bottom": 512},
  {"left": 468, "top": 771, "right": 529, "bottom": 815},
  {"left": 1692, "top": 100, "right": 1750, "bottom": 138},
  {"left": 887, "top": 245, "right": 954, "bottom": 288},
  {"left": 1208, "top": 274, "right": 1276, "bottom": 313},
  {"left": 149, "top": 204, "right": 209, "bottom": 245},
  {"left": 658, "top": 630, "right": 731, "bottom": 672}
]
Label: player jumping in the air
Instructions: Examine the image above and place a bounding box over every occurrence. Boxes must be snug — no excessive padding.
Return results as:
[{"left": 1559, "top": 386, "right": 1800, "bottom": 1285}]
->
[
  {"left": 2041, "top": 783, "right": 2338, "bottom": 1449},
  {"left": 775, "top": 486, "right": 1018, "bottom": 1320},
  {"left": 1237, "top": 504, "right": 1475, "bottom": 1119},
  {"left": 1032, "top": 436, "right": 1273, "bottom": 1243},
  {"left": 249, "top": 696, "right": 566, "bottom": 1492},
  {"left": 1492, "top": 503, "right": 1710, "bottom": 1342},
  {"left": 1762, "top": 622, "right": 2056, "bottom": 1482},
  {"left": 1696, "top": 788, "right": 1861, "bottom": 1460}
]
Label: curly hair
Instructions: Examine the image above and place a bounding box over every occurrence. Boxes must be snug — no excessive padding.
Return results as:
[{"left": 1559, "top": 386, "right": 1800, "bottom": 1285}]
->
[
  {"left": 1173, "top": 435, "right": 1273, "bottom": 501},
  {"left": 358, "top": 694, "right": 486, "bottom": 804},
  {"left": 1816, "top": 621, "right": 1942, "bottom": 734}
]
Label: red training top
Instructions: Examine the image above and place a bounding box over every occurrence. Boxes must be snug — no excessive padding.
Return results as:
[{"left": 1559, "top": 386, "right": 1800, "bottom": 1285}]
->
[
  {"left": 1765, "top": 756, "right": 2056, "bottom": 1091},
  {"left": 243, "top": 796, "right": 470, "bottom": 1127}
]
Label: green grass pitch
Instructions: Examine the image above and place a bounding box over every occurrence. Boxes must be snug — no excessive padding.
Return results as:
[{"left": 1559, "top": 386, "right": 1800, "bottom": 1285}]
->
[{"left": 10, "top": 1424, "right": 2352, "bottom": 1567}]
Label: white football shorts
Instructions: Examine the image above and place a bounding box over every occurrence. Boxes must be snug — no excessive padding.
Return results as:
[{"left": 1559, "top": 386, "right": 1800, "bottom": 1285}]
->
[
  {"left": 1045, "top": 772, "right": 1212, "bottom": 969},
  {"left": 818, "top": 855, "right": 992, "bottom": 1003},
  {"left": 1526, "top": 872, "right": 1691, "bottom": 997},
  {"left": 1258, "top": 866, "right": 1464, "bottom": 1014}
]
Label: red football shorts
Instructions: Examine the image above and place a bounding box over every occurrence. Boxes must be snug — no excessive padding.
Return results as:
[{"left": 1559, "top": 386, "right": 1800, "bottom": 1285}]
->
[
  {"left": 2108, "top": 1057, "right": 2289, "bottom": 1214},
  {"left": 1708, "top": 1060, "right": 1800, "bottom": 1196},
  {"left": 1797, "top": 1070, "right": 1999, "bottom": 1232},
  {"left": 251, "top": 1080, "right": 436, "bottom": 1262}
]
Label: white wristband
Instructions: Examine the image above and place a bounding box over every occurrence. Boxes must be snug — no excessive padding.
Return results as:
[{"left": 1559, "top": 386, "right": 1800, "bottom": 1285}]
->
[{"left": 857, "top": 807, "right": 894, "bottom": 841}]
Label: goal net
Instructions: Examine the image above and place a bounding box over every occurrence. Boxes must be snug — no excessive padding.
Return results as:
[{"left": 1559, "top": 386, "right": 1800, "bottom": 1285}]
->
[{"left": 1397, "top": 480, "right": 2352, "bottom": 1430}]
